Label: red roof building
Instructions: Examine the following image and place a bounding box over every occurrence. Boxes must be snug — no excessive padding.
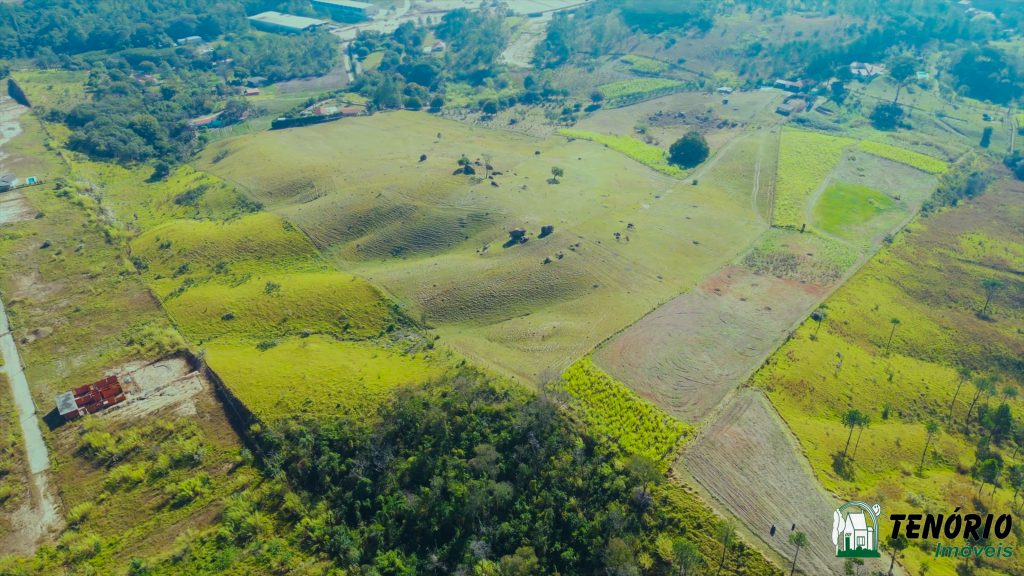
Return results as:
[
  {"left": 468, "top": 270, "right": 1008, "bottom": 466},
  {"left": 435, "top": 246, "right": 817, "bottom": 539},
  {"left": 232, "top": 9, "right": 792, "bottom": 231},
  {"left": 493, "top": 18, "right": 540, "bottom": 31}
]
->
[{"left": 56, "top": 375, "right": 126, "bottom": 421}]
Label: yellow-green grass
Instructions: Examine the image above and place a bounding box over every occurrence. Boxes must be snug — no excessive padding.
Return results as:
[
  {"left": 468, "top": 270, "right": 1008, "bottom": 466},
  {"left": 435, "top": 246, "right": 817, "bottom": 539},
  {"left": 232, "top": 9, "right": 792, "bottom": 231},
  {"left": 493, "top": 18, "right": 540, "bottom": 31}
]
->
[
  {"left": 561, "top": 358, "right": 691, "bottom": 470},
  {"left": 596, "top": 78, "right": 684, "bottom": 104},
  {"left": 9, "top": 69, "right": 88, "bottom": 112},
  {"left": 752, "top": 179, "right": 1024, "bottom": 576},
  {"left": 205, "top": 335, "right": 446, "bottom": 419},
  {"left": 69, "top": 161, "right": 257, "bottom": 230},
  {"left": 856, "top": 140, "right": 948, "bottom": 174},
  {"left": 812, "top": 181, "right": 898, "bottom": 239},
  {"left": 197, "top": 111, "right": 765, "bottom": 381},
  {"left": 558, "top": 129, "right": 685, "bottom": 176},
  {"left": 362, "top": 51, "right": 384, "bottom": 71},
  {"left": 131, "top": 212, "right": 324, "bottom": 298},
  {"left": 773, "top": 128, "right": 854, "bottom": 229},
  {"left": 0, "top": 373, "right": 26, "bottom": 535},
  {"left": 165, "top": 271, "right": 393, "bottom": 343},
  {"left": 618, "top": 54, "right": 670, "bottom": 75}
]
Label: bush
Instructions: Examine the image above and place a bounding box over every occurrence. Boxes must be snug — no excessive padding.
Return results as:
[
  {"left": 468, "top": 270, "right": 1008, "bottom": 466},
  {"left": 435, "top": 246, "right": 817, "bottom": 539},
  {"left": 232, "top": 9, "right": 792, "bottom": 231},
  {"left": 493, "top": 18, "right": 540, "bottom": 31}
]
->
[{"left": 668, "top": 131, "right": 709, "bottom": 168}]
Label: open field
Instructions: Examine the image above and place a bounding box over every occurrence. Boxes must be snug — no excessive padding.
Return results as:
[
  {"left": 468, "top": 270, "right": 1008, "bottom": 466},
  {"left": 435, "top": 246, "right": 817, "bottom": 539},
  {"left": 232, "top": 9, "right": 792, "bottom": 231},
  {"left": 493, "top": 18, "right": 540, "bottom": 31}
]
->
[
  {"left": 682, "top": 390, "right": 893, "bottom": 576},
  {"left": 595, "top": 265, "right": 824, "bottom": 423},
  {"left": 773, "top": 128, "right": 854, "bottom": 229},
  {"left": 558, "top": 129, "right": 685, "bottom": 176},
  {"left": 8, "top": 70, "right": 88, "bottom": 112},
  {"left": 751, "top": 177, "right": 1024, "bottom": 576},
  {"left": 198, "top": 111, "right": 766, "bottom": 381}
]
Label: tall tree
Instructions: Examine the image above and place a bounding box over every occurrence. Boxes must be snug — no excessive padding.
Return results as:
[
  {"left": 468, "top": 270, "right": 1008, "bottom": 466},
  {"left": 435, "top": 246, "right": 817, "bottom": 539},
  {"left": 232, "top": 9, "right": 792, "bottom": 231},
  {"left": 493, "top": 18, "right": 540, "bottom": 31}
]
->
[
  {"left": 841, "top": 409, "right": 864, "bottom": 461},
  {"left": 672, "top": 538, "right": 701, "bottom": 576},
  {"left": 887, "top": 54, "right": 916, "bottom": 104},
  {"left": 919, "top": 421, "right": 939, "bottom": 474},
  {"left": 886, "top": 534, "right": 909, "bottom": 576},
  {"left": 714, "top": 520, "right": 735, "bottom": 575},
  {"left": 811, "top": 306, "right": 827, "bottom": 337},
  {"left": 980, "top": 278, "right": 1005, "bottom": 317},
  {"left": 669, "top": 131, "right": 710, "bottom": 168},
  {"left": 852, "top": 414, "right": 871, "bottom": 459},
  {"left": 788, "top": 531, "right": 807, "bottom": 576},
  {"left": 884, "top": 317, "right": 901, "bottom": 355},
  {"left": 965, "top": 376, "right": 997, "bottom": 427},
  {"left": 1008, "top": 464, "right": 1024, "bottom": 504},
  {"left": 978, "top": 458, "right": 1002, "bottom": 498},
  {"left": 948, "top": 367, "right": 971, "bottom": 423}
]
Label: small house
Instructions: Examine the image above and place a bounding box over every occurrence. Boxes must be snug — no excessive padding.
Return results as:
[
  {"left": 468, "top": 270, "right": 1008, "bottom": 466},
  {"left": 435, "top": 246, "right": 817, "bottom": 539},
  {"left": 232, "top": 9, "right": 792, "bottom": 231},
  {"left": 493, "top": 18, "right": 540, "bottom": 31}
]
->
[
  {"left": 243, "top": 88, "right": 261, "bottom": 97},
  {"left": 842, "top": 512, "right": 874, "bottom": 553},
  {"left": 0, "top": 174, "right": 16, "bottom": 192},
  {"left": 773, "top": 79, "right": 804, "bottom": 92},
  {"left": 176, "top": 36, "right": 204, "bottom": 46},
  {"left": 716, "top": 86, "right": 734, "bottom": 95},
  {"left": 56, "top": 375, "right": 127, "bottom": 421},
  {"left": 850, "top": 62, "right": 886, "bottom": 78}
]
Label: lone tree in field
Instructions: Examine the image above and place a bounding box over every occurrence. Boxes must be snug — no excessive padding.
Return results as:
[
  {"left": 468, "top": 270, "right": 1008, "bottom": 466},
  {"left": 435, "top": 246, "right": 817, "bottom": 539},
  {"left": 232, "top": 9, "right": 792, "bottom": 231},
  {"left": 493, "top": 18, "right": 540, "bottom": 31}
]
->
[
  {"left": 948, "top": 367, "right": 972, "bottom": 423},
  {"left": 919, "top": 420, "right": 939, "bottom": 474},
  {"left": 977, "top": 458, "right": 1002, "bottom": 497},
  {"left": 887, "top": 54, "right": 916, "bottom": 104},
  {"left": 810, "top": 306, "right": 827, "bottom": 337},
  {"left": 714, "top": 520, "right": 735, "bottom": 575},
  {"left": 884, "top": 317, "right": 900, "bottom": 355},
  {"left": 885, "top": 534, "right": 909, "bottom": 576},
  {"left": 851, "top": 413, "right": 871, "bottom": 459},
  {"left": 788, "top": 531, "right": 807, "bottom": 576},
  {"left": 550, "top": 166, "right": 564, "bottom": 183},
  {"left": 979, "top": 278, "right": 1005, "bottom": 318},
  {"left": 669, "top": 131, "right": 710, "bottom": 168},
  {"left": 840, "top": 409, "right": 864, "bottom": 461}
]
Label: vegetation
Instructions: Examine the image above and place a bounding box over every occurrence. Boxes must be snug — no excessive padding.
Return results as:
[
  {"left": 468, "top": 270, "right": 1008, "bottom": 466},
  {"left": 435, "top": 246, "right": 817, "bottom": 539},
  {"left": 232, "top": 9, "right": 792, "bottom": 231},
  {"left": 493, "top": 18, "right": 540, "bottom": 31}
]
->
[
  {"left": 560, "top": 129, "right": 685, "bottom": 176},
  {"left": 596, "top": 79, "right": 685, "bottom": 106},
  {"left": 773, "top": 128, "right": 854, "bottom": 229},
  {"left": 561, "top": 358, "right": 692, "bottom": 470},
  {"left": 668, "top": 131, "right": 709, "bottom": 170},
  {"left": 856, "top": 141, "right": 947, "bottom": 175}
]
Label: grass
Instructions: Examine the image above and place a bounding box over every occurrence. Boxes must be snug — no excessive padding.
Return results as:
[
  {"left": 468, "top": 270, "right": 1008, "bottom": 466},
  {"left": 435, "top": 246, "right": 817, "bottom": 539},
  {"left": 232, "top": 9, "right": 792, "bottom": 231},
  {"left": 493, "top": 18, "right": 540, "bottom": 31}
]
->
[
  {"left": 812, "top": 181, "right": 897, "bottom": 239},
  {"left": 856, "top": 140, "right": 948, "bottom": 174},
  {"left": 596, "top": 78, "right": 685, "bottom": 105},
  {"left": 0, "top": 374, "right": 26, "bottom": 536},
  {"left": 561, "top": 358, "right": 691, "bottom": 470},
  {"left": 197, "top": 111, "right": 764, "bottom": 381},
  {"left": 751, "top": 178, "right": 1024, "bottom": 576},
  {"left": 204, "top": 335, "right": 447, "bottom": 419},
  {"left": 773, "top": 127, "right": 854, "bottom": 229},
  {"left": 559, "top": 129, "right": 685, "bottom": 176},
  {"left": 9, "top": 70, "right": 88, "bottom": 112},
  {"left": 618, "top": 55, "right": 670, "bottom": 75}
]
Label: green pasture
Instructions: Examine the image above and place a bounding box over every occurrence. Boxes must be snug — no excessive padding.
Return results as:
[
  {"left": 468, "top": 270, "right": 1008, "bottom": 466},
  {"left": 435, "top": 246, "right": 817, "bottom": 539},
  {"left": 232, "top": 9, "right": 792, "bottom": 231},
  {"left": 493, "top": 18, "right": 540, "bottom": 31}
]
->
[{"left": 198, "top": 111, "right": 765, "bottom": 381}]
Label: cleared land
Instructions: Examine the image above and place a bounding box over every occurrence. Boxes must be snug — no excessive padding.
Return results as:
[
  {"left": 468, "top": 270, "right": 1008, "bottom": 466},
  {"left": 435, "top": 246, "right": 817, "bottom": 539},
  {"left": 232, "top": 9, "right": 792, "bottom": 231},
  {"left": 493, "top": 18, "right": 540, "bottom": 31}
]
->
[
  {"left": 752, "top": 178, "right": 1024, "bottom": 576},
  {"left": 683, "top": 390, "right": 893, "bottom": 576},
  {"left": 198, "top": 111, "right": 765, "bottom": 381}
]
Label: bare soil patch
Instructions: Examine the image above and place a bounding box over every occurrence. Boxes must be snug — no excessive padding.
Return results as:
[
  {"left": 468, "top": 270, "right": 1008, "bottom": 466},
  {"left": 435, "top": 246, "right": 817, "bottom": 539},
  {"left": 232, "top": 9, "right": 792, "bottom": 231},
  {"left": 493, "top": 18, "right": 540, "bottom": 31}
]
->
[
  {"left": 594, "top": 266, "right": 822, "bottom": 423},
  {"left": 683, "top": 390, "right": 893, "bottom": 576},
  {"left": 0, "top": 192, "right": 34, "bottom": 225}
]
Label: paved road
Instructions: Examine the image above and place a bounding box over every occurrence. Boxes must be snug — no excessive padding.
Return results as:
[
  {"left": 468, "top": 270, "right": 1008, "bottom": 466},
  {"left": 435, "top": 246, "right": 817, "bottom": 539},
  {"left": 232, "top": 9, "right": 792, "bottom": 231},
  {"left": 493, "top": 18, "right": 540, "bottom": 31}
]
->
[{"left": 0, "top": 296, "right": 49, "bottom": 475}]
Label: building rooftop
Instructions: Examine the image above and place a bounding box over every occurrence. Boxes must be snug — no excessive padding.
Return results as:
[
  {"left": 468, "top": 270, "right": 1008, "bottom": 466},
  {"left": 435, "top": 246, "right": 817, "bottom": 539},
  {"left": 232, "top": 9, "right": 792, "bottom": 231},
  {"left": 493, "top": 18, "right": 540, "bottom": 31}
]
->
[
  {"left": 248, "top": 11, "right": 328, "bottom": 31},
  {"left": 311, "top": 0, "right": 374, "bottom": 9}
]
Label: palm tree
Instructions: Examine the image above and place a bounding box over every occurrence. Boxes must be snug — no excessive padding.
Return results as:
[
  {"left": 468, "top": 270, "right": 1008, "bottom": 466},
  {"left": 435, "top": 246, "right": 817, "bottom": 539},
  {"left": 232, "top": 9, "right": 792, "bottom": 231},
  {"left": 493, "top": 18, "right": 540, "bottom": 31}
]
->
[
  {"left": 840, "top": 409, "right": 864, "bottom": 461},
  {"left": 884, "top": 317, "right": 901, "bottom": 355},
  {"left": 919, "top": 421, "right": 939, "bottom": 473},
  {"left": 715, "top": 521, "right": 735, "bottom": 575},
  {"left": 886, "top": 534, "right": 909, "bottom": 576},
  {"left": 965, "top": 376, "right": 996, "bottom": 428},
  {"left": 851, "top": 414, "right": 871, "bottom": 459},
  {"left": 948, "top": 367, "right": 971, "bottom": 423},
  {"left": 789, "top": 531, "right": 808, "bottom": 576},
  {"left": 980, "top": 278, "right": 1005, "bottom": 317}
]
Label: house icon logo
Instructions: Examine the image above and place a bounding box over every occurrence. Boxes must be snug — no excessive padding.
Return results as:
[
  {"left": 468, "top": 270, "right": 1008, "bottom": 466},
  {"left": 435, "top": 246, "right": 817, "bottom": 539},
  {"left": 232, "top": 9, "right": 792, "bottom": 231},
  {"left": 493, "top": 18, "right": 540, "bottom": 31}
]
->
[{"left": 832, "top": 502, "right": 882, "bottom": 558}]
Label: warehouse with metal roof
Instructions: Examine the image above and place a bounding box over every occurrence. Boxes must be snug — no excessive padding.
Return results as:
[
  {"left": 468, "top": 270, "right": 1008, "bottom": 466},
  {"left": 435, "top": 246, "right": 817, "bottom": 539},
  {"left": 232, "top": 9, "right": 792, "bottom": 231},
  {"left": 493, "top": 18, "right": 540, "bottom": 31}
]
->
[{"left": 248, "top": 11, "right": 328, "bottom": 33}]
